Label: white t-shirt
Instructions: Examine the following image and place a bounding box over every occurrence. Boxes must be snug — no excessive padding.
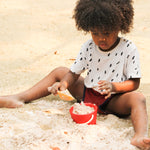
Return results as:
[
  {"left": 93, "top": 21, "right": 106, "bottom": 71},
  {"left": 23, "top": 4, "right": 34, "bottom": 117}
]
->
[{"left": 70, "top": 37, "right": 141, "bottom": 88}]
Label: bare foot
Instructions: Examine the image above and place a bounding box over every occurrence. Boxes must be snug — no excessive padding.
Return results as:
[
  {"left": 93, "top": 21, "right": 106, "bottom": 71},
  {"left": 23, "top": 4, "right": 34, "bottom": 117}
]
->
[
  {"left": 131, "top": 136, "right": 150, "bottom": 150},
  {"left": 0, "top": 95, "right": 24, "bottom": 108}
]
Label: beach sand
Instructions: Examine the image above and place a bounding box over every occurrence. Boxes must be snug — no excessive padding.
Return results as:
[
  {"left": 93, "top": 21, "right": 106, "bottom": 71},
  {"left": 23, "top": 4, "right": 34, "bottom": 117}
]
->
[{"left": 0, "top": 0, "right": 150, "bottom": 149}]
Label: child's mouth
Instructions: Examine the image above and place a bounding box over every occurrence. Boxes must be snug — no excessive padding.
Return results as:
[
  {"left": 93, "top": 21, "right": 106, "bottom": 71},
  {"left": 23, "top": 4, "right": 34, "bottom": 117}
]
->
[{"left": 99, "top": 43, "right": 107, "bottom": 50}]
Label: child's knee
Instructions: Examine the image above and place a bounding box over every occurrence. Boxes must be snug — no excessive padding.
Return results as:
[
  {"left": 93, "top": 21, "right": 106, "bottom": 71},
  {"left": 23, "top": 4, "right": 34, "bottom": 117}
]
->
[
  {"left": 129, "top": 92, "right": 146, "bottom": 107},
  {"left": 51, "top": 66, "right": 69, "bottom": 76},
  {"left": 136, "top": 92, "right": 146, "bottom": 104},
  {"left": 53, "top": 66, "right": 69, "bottom": 72}
]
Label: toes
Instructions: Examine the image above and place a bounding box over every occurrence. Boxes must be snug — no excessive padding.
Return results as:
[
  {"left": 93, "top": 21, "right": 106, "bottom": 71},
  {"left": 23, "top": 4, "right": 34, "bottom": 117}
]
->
[
  {"left": 131, "top": 137, "right": 150, "bottom": 150},
  {"left": 142, "top": 138, "right": 150, "bottom": 150},
  {"left": 16, "top": 101, "right": 24, "bottom": 107},
  {"left": 143, "top": 138, "right": 150, "bottom": 144}
]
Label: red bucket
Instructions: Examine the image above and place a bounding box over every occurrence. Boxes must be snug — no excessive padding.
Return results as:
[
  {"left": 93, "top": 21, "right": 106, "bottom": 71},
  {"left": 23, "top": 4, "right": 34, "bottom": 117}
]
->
[{"left": 69, "top": 103, "right": 98, "bottom": 125}]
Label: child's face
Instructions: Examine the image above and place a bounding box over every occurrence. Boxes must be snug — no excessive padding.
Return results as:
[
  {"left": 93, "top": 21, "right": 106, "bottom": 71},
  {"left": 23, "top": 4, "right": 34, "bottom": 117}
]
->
[{"left": 90, "top": 28, "right": 119, "bottom": 51}]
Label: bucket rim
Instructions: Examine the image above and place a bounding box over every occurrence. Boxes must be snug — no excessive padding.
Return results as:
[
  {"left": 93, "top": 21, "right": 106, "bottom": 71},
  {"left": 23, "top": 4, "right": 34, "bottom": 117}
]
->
[{"left": 69, "top": 103, "right": 97, "bottom": 116}]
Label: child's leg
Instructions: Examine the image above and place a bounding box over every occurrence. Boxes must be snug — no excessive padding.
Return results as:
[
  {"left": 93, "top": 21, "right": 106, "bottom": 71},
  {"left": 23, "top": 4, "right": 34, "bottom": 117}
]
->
[
  {"left": 106, "top": 91, "right": 150, "bottom": 149},
  {"left": 0, "top": 67, "right": 84, "bottom": 108}
]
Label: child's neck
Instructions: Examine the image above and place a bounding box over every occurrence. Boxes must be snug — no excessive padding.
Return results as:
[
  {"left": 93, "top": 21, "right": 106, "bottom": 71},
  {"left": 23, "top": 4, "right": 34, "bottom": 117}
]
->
[{"left": 99, "top": 37, "right": 120, "bottom": 52}]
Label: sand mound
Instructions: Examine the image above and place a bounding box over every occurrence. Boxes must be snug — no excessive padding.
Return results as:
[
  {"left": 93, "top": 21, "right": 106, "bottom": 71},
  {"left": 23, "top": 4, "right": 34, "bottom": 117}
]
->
[{"left": 0, "top": 99, "right": 139, "bottom": 150}]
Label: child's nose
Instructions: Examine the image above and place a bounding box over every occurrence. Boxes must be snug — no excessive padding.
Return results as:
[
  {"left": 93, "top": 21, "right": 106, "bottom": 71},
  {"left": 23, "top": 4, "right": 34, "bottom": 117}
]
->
[{"left": 99, "top": 36, "right": 106, "bottom": 42}]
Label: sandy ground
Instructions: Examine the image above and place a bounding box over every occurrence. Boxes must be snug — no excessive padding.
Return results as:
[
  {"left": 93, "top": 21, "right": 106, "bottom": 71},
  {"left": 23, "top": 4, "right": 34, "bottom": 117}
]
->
[{"left": 0, "top": 0, "right": 150, "bottom": 149}]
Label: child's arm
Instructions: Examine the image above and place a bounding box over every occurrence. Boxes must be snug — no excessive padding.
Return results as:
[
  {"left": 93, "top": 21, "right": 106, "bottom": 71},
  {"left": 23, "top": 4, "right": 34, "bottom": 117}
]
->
[
  {"left": 48, "top": 70, "right": 80, "bottom": 95},
  {"left": 98, "top": 78, "right": 140, "bottom": 99},
  {"left": 111, "top": 78, "right": 140, "bottom": 93}
]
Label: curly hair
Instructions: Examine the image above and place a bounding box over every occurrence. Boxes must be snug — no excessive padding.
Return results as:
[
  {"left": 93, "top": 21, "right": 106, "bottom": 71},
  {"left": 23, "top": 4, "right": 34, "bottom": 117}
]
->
[{"left": 73, "top": 0, "right": 134, "bottom": 34}]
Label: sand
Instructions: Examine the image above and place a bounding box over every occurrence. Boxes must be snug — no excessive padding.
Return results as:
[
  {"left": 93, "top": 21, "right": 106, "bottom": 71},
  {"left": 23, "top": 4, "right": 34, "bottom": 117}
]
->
[{"left": 0, "top": 0, "right": 150, "bottom": 149}]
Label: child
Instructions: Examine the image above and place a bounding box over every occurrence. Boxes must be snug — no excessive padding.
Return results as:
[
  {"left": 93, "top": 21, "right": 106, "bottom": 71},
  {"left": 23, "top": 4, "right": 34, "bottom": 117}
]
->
[{"left": 0, "top": 0, "right": 150, "bottom": 149}]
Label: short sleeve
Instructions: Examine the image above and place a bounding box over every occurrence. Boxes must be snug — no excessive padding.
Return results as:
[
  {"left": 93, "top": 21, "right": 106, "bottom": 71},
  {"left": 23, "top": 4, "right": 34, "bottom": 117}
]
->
[
  {"left": 70, "top": 42, "right": 89, "bottom": 74},
  {"left": 124, "top": 46, "right": 141, "bottom": 79}
]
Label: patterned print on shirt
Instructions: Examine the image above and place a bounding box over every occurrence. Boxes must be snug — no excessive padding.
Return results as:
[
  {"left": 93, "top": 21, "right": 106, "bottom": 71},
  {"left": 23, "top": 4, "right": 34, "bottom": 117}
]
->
[
  {"left": 89, "top": 42, "right": 92, "bottom": 46},
  {"left": 116, "top": 61, "right": 120, "bottom": 65},
  {"left": 89, "top": 58, "right": 92, "bottom": 62}
]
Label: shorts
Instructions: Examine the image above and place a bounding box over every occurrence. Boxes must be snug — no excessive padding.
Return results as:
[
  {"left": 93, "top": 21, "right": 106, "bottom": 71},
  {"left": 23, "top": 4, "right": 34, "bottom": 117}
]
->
[{"left": 82, "top": 87, "right": 114, "bottom": 114}]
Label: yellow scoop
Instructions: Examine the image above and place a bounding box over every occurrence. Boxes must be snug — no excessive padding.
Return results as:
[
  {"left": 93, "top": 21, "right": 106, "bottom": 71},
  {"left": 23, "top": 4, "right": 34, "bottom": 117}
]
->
[{"left": 57, "top": 90, "right": 74, "bottom": 101}]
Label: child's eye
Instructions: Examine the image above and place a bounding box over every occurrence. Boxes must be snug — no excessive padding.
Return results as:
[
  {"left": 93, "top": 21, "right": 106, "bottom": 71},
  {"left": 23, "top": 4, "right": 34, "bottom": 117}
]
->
[
  {"left": 92, "top": 32, "right": 99, "bottom": 36},
  {"left": 103, "top": 32, "right": 110, "bottom": 36}
]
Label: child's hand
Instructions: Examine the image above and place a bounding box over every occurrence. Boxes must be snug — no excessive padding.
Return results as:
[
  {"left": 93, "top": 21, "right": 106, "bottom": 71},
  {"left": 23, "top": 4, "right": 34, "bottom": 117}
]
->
[
  {"left": 98, "top": 80, "right": 113, "bottom": 99},
  {"left": 47, "top": 82, "right": 66, "bottom": 95}
]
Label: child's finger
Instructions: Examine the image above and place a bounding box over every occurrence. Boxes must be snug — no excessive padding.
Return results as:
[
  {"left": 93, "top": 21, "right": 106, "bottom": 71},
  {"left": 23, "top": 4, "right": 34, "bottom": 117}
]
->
[
  {"left": 48, "top": 85, "right": 58, "bottom": 95},
  {"left": 98, "top": 85, "right": 108, "bottom": 92},
  {"left": 98, "top": 81, "right": 110, "bottom": 89},
  {"left": 98, "top": 80, "right": 106, "bottom": 86},
  {"left": 103, "top": 89, "right": 111, "bottom": 99},
  {"left": 47, "top": 86, "right": 52, "bottom": 92},
  {"left": 99, "top": 89, "right": 106, "bottom": 95},
  {"left": 105, "top": 93, "right": 111, "bottom": 99},
  {"left": 100, "top": 88, "right": 110, "bottom": 95},
  {"left": 59, "top": 85, "right": 66, "bottom": 91},
  {"left": 51, "top": 89, "right": 58, "bottom": 95}
]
